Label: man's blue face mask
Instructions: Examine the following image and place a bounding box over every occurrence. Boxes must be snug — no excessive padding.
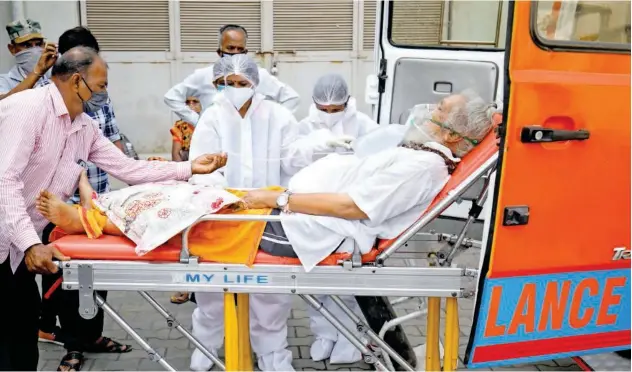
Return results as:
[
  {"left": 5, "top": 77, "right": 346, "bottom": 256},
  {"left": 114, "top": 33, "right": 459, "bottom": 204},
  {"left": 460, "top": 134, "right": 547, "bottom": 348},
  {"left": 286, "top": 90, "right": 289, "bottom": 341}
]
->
[{"left": 216, "top": 85, "right": 225, "bottom": 92}]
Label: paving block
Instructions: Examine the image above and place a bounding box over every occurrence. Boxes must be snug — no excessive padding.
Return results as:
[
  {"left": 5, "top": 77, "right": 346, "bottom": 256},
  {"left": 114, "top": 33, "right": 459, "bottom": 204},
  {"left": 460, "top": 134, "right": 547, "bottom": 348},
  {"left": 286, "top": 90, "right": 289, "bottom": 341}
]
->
[
  {"left": 299, "top": 346, "right": 311, "bottom": 359},
  {"left": 288, "top": 336, "right": 314, "bottom": 346},
  {"left": 84, "top": 351, "right": 121, "bottom": 361},
  {"left": 325, "top": 360, "right": 372, "bottom": 370},
  {"left": 138, "top": 358, "right": 172, "bottom": 371},
  {"left": 289, "top": 346, "right": 300, "bottom": 359},
  {"left": 165, "top": 346, "right": 194, "bottom": 359},
  {"left": 38, "top": 359, "right": 64, "bottom": 371},
  {"left": 90, "top": 357, "right": 141, "bottom": 371},
  {"left": 288, "top": 318, "right": 310, "bottom": 327},
  {"left": 293, "top": 309, "right": 309, "bottom": 319},
  {"left": 295, "top": 326, "right": 311, "bottom": 338},
  {"left": 292, "top": 359, "right": 327, "bottom": 370},
  {"left": 116, "top": 347, "right": 167, "bottom": 361}
]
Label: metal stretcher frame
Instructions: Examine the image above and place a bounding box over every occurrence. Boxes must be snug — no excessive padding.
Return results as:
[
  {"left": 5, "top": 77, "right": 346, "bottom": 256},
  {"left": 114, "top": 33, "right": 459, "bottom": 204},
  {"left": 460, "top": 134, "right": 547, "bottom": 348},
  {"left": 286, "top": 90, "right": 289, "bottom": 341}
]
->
[{"left": 54, "top": 118, "right": 501, "bottom": 371}]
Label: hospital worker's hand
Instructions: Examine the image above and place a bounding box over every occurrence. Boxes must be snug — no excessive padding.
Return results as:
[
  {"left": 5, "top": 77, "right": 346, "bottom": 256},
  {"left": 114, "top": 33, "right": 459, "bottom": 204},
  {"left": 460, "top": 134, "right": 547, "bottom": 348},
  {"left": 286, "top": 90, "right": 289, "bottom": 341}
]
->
[
  {"left": 34, "top": 42, "right": 58, "bottom": 76},
  {"left": 25, "top": 243, "right": 70, "bottom": 274},
  {"left": 243, "top": 189, "right": 282, "bottom": 210},
  {"left": 326, "top": 135, "right": 355, "bottom": 150},
  {"left": 191, "top": 152, "right": 228, "bottom": 174}
]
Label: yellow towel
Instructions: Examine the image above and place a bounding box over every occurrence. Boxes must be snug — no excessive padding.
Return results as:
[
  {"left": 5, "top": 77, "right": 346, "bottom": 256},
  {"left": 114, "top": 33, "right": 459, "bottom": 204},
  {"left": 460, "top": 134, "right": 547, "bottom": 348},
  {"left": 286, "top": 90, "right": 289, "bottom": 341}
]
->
[{"left": 181, "top": 186, "right": 284, "bottom": 266}]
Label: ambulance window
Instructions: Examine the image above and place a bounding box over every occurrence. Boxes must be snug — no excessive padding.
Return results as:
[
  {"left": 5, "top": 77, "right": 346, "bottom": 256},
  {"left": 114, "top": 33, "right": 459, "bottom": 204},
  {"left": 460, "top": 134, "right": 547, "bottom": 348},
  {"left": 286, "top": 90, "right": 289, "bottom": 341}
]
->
[
  {"left": 388, "top": 0, "right": 508, "bottom": 49},
  {"left": 533, "top": 1, "right": 631, "bottom": 51}
]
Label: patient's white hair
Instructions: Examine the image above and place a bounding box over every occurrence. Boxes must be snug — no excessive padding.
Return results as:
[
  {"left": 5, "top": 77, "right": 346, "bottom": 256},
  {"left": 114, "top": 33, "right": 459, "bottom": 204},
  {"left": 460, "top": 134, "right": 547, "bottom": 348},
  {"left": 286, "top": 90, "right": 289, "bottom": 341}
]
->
[{"left": 447, "top": 89, "right": 498, "bottom": 157}]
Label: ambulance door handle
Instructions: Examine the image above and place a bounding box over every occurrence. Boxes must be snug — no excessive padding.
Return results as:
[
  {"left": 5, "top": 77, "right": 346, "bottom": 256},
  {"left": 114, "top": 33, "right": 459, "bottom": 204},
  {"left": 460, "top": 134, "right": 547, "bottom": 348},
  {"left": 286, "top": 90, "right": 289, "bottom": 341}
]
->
[{"left": 521, "top": 126, "right": 590, "bottom": 143}]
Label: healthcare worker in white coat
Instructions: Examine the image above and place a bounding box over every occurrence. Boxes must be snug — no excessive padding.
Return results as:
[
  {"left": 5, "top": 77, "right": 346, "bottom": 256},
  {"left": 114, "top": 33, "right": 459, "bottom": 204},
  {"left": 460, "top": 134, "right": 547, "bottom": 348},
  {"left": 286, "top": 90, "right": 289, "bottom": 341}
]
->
[
  {"left": 164, "top": 24, "right": 300, "bottom": 126},
  {"left": 297, "top": 73, "right": 378, "bottom": 364},
  {"left": 187, "top": 54, "right": 314, "bottom": 372},
  {"left": 298, "top": 73, "right": 378, "bottom": 158}
]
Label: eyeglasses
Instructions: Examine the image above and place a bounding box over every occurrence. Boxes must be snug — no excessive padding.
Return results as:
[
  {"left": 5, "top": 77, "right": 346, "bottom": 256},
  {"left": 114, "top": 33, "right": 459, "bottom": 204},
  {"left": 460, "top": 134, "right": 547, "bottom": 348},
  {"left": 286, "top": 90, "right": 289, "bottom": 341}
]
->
[{"left": 429, "top": 118, "right": 480, "bottom": 146}]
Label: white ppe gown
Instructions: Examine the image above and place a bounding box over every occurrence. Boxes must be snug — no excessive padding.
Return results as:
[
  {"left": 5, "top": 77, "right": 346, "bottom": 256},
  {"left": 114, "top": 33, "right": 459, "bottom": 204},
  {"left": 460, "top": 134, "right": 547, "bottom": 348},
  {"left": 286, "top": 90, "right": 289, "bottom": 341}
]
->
[
  {"left": 297, "top": 97, "right": 379, "bottom": 363},
  {"left": 188, "top": 94, "right": 312, "bottom": 372},
  {"left": 164, "top": 64, "right": 300, "bottom": 125}
]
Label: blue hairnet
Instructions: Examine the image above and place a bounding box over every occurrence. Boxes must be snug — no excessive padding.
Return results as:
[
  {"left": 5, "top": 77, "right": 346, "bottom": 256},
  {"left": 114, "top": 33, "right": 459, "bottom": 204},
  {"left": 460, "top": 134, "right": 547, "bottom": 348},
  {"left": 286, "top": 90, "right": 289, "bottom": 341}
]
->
[
  {"left": 224, "top": 54, "right": 260, "bottom": 86},
  {"left": 312, "top": 73, "right": 350, "bottom": 105}
]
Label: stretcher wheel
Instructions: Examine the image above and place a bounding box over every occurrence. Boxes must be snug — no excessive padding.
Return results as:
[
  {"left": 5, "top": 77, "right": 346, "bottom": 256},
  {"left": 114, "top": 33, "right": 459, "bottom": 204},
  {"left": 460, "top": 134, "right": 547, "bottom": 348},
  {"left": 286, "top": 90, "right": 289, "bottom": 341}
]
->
[{"left": 355, "top": 296, "right": 416, "bottom": 370}]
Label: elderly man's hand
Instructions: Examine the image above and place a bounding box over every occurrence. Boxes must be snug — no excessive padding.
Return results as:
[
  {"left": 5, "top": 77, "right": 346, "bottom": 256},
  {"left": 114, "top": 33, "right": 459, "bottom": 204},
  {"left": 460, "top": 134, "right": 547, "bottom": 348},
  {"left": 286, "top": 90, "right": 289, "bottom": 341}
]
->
[
  {"left": 191, "top": 153, "right": 227, "bottom": 175},
  {"left": 24, "top": 243, "right": 70, "bottom": 274},
  {"left": 242, "top": 189, "right": 282, "bottom": 210}
]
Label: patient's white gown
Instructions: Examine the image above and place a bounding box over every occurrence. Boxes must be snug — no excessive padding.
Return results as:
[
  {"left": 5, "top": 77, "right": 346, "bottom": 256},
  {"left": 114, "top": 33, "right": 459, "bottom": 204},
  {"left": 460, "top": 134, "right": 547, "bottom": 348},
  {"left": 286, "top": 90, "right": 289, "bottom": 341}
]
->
[{"left": 281, "top": 143, "right": 453, "bottom": 363}]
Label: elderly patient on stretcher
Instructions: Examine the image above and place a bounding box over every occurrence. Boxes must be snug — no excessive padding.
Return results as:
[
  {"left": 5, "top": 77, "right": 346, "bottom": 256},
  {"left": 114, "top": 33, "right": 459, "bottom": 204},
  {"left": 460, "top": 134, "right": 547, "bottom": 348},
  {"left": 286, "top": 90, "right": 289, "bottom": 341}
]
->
[{"left": 37, "top": 90, "right": 496, "bottom": 269}]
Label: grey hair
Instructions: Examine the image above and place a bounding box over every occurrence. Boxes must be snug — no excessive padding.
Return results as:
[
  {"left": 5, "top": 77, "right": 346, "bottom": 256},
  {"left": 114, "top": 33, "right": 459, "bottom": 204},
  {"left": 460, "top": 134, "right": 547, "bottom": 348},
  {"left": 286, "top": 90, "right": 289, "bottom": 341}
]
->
[
  {"left": 218, "top": 24, "right": 248, "bottom": 48},
  {"left": 51, "top": 46, "right": 101, "bottom": 81},
  {"left": 447, "top": 89, "right": 497, "bottom": 156}
]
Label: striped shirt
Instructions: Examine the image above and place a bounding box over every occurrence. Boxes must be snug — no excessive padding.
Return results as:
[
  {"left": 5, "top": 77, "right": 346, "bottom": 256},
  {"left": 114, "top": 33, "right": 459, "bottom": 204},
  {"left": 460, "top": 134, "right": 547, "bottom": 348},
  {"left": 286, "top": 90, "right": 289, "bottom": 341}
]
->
[{"left": 0, "top": 83, "right": 192, "bottom": 272}]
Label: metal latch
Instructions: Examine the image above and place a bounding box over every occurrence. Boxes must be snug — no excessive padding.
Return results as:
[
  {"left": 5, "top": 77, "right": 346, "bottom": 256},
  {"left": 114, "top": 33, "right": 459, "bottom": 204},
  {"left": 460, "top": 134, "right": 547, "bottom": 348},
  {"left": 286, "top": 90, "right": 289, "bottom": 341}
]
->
[
  {"left": 77, "top": 264, "right": 97, "bottom": 320},
  {"left": 377, "top": 59, "right": 387, "bottom": 94},
  {"left": 503, "top": 206, "right": 530, "bottom": 226},
  {"left": 521, "top": 126, "right": 590, "bottom": 143}
]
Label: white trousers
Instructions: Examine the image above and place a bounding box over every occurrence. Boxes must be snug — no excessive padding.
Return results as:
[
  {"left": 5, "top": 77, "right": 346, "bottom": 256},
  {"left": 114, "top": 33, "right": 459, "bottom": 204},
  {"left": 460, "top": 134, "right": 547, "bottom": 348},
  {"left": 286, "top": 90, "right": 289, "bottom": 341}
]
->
[
  {"left": 190, "top": 292, "right": 294, "bottom": 371},
  {"left": 308, "top": 295, "right": 365, "bottom": 364}
]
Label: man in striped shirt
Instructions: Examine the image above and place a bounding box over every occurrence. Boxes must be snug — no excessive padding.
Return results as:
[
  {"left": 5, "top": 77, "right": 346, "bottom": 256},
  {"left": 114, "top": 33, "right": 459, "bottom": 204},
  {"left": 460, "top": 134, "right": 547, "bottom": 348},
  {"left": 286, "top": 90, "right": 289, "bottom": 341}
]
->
[{"left": 0, "top": 46, "right": 226, "bottom": 371}]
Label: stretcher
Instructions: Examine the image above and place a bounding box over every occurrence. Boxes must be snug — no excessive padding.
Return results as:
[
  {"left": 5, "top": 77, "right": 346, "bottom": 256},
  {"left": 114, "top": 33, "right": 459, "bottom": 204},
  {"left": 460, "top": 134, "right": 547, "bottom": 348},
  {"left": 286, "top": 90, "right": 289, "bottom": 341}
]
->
[{"left": 50, "top": 115, "right": 501, "bottom": 371}]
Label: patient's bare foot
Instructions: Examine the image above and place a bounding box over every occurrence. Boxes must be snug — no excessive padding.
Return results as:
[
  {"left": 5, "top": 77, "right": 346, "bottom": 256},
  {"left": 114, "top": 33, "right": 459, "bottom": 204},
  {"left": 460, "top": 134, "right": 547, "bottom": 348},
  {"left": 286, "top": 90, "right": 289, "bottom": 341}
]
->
[
  {"left": 36, "top": 191, "right": 85, "bottom": 234},
  {"left": 78, "top": 171, "right": 95, "bottom": 210}
]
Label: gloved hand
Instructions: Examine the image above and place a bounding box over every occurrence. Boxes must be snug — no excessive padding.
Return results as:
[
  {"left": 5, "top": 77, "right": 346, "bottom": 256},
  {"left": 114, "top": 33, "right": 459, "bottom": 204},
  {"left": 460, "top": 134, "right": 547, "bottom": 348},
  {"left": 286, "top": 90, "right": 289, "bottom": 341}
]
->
[{"left": 325, "top": 135, "right": 355, "bottom": 150}]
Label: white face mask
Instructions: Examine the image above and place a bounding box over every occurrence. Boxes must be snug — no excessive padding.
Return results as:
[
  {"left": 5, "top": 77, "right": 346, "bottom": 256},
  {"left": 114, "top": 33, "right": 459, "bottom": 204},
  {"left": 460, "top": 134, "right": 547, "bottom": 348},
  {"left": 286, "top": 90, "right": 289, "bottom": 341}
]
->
[
  {"left": 317, "top": 110, "right": 345, "bottom": 127},
  {"left": 224, "top": 86, "right": 254, "bottom": 110}
]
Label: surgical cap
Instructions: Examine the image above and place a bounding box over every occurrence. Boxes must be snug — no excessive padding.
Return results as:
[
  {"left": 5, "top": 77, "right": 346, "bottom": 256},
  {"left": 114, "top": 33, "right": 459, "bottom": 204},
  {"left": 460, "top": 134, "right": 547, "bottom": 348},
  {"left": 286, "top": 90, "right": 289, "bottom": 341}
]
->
[
  {"left": 312, "top": 73, "right": 350, "bottom": 106},
  {"left": 212, "top": 56, "right": 230, "bottom": 82},
  {"left": 223, "top": 54, "right": 260, "bottom": 86}
]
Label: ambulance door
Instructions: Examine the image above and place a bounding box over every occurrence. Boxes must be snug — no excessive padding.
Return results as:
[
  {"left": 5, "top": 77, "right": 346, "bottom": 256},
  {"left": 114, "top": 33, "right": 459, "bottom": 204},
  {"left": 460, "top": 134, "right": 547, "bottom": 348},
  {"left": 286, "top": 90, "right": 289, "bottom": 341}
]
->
[
  {"left": 367, "top": 0, "right": 508, "bottom": 220},
  {"left": 466, "top": 1, "right": 631, "bottom": 368}
]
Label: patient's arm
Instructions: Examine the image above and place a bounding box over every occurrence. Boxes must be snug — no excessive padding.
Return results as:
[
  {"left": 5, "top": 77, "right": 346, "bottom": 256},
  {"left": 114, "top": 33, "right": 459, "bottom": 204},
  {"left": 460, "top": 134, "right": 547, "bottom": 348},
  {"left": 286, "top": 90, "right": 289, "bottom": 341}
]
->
[{"left": 243, "top": 190, "right": 368, "bottom": 220}]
